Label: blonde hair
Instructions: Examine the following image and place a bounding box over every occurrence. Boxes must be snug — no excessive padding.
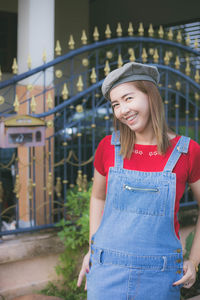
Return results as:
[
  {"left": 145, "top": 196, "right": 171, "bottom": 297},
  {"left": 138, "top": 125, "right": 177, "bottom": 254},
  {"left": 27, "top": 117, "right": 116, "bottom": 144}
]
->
[{"left": 112, "top": 81, "right": 170, "bottom": 159}]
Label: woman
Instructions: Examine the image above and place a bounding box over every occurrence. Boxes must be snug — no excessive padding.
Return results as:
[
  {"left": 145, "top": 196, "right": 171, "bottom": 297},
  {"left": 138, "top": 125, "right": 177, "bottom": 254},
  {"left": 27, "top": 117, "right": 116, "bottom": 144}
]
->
[{"left": 77, "top": 62, "right": 200, "bottom": 299}]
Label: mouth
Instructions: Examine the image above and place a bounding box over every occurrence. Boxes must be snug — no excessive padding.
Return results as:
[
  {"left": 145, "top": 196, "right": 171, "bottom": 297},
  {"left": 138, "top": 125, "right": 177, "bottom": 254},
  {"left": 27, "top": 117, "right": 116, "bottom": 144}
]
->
[{"left": 125, "top": 113, "right": 138, "bottom": 123}]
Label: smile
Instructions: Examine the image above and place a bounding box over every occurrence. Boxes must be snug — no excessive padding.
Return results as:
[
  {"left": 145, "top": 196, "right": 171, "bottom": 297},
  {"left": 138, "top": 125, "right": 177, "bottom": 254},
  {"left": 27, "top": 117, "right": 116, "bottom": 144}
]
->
[{"left": 126, "top": 114, "right": 138, "bottom": 122}]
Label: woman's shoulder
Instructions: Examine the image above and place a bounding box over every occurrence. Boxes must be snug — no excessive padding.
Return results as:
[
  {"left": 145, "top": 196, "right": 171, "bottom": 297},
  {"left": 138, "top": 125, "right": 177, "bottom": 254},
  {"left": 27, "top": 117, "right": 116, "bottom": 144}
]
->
[
  {"left": 174, "top": 135, "right": 200, "bottom": 159},
  {"left": 97, "top": 135, "right": 113, "bottom": 148},
  {"left": 170, "top": 134, "right": 200, "bottom": 150},
  {"left": 94, "top": 135, "right": 114, "bottom": 175},
  {"left": 188, "top": 137, "right": 200, "bottom": 154},
  {"left": 177, "top": 135, "right": 200, "bottom": 152}
]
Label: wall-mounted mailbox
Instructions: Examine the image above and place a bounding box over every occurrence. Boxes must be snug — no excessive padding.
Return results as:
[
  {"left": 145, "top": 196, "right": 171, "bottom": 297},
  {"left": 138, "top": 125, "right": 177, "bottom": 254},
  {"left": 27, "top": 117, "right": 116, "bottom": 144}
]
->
[{"left": 0, "top": 115, "right": 46, "bottom": 148}]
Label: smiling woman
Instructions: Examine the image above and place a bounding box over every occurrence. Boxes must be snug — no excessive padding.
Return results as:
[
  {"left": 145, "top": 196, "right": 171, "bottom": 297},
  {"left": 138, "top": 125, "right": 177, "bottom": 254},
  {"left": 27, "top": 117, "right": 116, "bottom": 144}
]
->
[
  {"left": 111, "top": 79, "right": 170, "bottom": 159},
  {"left": 77, "top": 62, "right": 200, "bottom": 300},
  {"left": 110, "top": 82, "right": 151, "bottom": 131}
]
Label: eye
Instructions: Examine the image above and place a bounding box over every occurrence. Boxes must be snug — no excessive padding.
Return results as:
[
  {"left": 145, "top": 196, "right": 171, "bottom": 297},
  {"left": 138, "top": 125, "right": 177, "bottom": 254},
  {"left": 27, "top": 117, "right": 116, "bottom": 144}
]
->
[
  {"left": 111, "top": 103, "right": 119, "bottom": 109},
  {"left": 125, "top": 96, "right": 133, "bottom": 101}
]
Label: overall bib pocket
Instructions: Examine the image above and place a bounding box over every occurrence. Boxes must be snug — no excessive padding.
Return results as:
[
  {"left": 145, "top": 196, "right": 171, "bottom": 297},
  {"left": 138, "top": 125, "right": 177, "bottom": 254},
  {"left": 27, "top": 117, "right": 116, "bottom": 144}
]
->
[{"left": 113, "top": 178, "right": 169, "bottom": 216}]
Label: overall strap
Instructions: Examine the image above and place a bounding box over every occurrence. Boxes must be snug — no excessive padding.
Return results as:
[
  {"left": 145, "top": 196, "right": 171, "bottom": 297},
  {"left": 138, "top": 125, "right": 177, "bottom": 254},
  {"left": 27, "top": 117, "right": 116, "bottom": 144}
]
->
[
  {"left": 111, "top": 131, "right": 124, "bottom": 168},
  {"left": 164, "top": 136, "right": 190, "bottom": 172},
  {"left": 114, "top": 146, "right": 124, "bottom": 168}
]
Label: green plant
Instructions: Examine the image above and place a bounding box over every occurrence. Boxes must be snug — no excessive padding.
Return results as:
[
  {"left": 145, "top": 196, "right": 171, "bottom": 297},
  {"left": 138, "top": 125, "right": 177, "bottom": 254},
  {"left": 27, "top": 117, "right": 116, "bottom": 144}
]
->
[{"left": 41, "top": 183, "right": 92, "bottom": 299}]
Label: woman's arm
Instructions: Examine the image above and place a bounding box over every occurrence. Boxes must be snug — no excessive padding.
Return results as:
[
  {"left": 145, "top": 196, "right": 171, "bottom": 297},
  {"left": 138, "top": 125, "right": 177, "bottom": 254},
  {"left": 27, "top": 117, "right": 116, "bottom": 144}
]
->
[
  {"left": 89, "top": 168, "right": 106, "bottom": 244},
  {"left": 77, "top": 168, "right": 106, "bottom": 288},
  {"left": 188, "top": 179, "right": 200, "bottom": 266},
  {"left": 173, "top": 179, "right": 200, "bottom": 288}
]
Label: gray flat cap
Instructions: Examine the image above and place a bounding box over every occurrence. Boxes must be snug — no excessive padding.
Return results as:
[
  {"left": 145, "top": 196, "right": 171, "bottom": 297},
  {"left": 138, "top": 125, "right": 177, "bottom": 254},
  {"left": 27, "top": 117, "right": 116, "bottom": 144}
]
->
[{"left": 102, "top": 62, "right": 160, "bottom": 99}]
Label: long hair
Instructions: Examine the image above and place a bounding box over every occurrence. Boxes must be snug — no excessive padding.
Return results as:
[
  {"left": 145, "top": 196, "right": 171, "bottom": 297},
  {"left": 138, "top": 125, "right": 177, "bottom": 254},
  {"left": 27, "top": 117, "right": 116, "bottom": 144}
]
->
[{"left": 112, "top": 81, "right": 170, "bottom": 159}]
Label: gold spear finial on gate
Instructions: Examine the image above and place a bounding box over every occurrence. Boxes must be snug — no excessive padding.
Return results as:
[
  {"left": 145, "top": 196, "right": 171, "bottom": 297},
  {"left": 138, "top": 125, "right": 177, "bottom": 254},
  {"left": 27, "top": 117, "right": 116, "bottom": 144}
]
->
[
  {"left": 68, "top": 34, "right": 75, "bottom": 49},
  {"left": 90, "top": 68, "right": 97, "bottom": 83},
  {"left": 93, "top": 26, "right": 99, "bottom": 41},
  {"left": 12, "top": 58, "right": 18, "bottom": 74},
  {"left": 31, "top": 95, "right": 37, "bottom": 113},
  {"left": 141, "top": 48, "right": 147, "bottom": 63},
  {"left": 0, "top": 66, "right": 2, "bottom": 81},
  {"left": 128, "top": 22, "right": 134, "bottom": 36},
  {"left": 62, "top": 83, "right": 69, "bottom": 99},
  {"left": 128, "top": 48, "right": 136, "bottom": 62},
  {"left": 77, "top": 75, "right": 84, "bottom": 91},
  {"left": 176, "top": 30, "right": 182, "bottom": 43},
  {"left": 104, "top": 60, "right": 110, "bottom": 76},
  {"left": 118, "top": 54, "right": 123, "bottom": 67},
  {"left": 164, "top": 52, "right": 170, "bottom": 65},
  {"left": 55, "top": 40, "right": 62, "bottom": 55},
  {"left": 105, "top": 24, "right": 112, "bottom": 38},
  {"left": 175, "top": 56, "right": 180, "bottom": 69},
  {"left": 185, "top": 57, "right": 191, "bottom": 76},
  {"left": 153, "top": 49, "right": 159, "bottom": 63},
  {"left": 158, "top": 25, "right": 164, "bottom": 39},
  {"left": 47, "top": 93, "right": 53, "bottom": 109},
  {"left": 13, "top": 94, "right": 19, "bottom": 113},
  {"left": 185, "top": 34, "right": 190, "bottom": 47},
  {"left": 167, "top": 29, "right": 173, "bottom": 40},
  {"left": 76, "top": 170, "right": 82, "bottom": 192},
  {"left": 27, "top": 55, "right": 32, "bottom": 69},
  {"left": 81, "top": 30, "right": 88, "bottom": 45},
  {"left": 116, "top": 23, "right": 123, "bottom": 37},
  {"left": 195, "top": 70, "right": 200, "bottom": 83},
  {"left": 138, "top": 22, "right": 144, "bottom": 36},
  {"left": 148, "top": 24, "right": 154, "bottom": 37}
]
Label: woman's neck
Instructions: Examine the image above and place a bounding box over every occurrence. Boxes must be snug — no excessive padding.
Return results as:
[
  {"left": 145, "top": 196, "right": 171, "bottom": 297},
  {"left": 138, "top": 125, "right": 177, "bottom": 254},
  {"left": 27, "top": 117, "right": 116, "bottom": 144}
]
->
[{"left": 135, "top": 132, "right": 157, "bottom": 145}]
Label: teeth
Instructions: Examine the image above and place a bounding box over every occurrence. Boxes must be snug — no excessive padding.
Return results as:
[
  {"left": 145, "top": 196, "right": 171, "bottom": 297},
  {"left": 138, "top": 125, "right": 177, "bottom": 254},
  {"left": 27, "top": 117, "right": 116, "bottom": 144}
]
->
[{"left": 127, "top": 114, "right": 137, "bottom": 121}]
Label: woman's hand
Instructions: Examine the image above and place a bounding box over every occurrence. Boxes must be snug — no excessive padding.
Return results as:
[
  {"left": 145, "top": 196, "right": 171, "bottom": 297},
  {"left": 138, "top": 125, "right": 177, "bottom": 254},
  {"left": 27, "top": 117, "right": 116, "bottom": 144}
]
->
[
  {"left": 77, "top": 250, "right": 91, "bottom": 290},
  {"left": 173, "top": 260, "right": 197, "bottom": 288}
]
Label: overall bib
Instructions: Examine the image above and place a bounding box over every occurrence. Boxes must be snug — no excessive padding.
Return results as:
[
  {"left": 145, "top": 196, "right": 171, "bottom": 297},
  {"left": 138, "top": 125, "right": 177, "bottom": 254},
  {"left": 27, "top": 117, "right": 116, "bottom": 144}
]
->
[{"left": 87, "top": 133, "right": 190, "bottom": 300}]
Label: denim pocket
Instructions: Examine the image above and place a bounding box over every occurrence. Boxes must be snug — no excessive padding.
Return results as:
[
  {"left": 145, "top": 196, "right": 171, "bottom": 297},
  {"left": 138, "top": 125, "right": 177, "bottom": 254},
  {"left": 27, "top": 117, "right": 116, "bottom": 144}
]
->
[{"left": 113, "top": 179, "right": 169, "bottom": 216}]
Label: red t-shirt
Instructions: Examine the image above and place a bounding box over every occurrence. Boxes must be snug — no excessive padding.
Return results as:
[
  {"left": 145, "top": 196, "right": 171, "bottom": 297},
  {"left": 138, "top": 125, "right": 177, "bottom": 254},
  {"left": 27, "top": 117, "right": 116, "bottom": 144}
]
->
[{"left": 94, "top": 135, "right": 200, "bottom": 238}]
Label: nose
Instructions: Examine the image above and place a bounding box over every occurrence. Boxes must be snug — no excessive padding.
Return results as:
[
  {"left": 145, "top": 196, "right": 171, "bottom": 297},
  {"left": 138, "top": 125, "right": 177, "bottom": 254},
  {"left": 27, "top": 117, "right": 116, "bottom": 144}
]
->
[{"left": 120, "top": 102, "right": 129, "bottom": 115}]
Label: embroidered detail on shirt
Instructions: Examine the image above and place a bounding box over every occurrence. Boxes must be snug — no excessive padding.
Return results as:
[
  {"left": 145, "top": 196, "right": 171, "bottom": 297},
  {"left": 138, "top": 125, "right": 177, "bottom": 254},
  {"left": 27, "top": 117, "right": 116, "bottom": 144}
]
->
[
  {"left": 133, "top": 150, "right": 159, "bottom": 156},
  {"left": 149, "top": 151, "right": 158, "bottom": 156},
  {"left": 133, "top": 150, "right": 143, "bottom": 155}
]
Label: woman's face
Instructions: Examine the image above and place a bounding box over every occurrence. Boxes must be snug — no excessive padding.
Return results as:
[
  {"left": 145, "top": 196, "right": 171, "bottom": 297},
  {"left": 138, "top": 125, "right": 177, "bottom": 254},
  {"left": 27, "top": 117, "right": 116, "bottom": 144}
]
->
[{"left": 110, "top": 82, "right": 153, "bottom": 135}]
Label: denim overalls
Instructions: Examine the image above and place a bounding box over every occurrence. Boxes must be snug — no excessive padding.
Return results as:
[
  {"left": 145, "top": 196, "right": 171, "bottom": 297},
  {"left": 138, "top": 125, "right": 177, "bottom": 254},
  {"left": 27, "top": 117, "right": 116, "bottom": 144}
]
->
[{"left": 87, "top": 132, "right": 190, "bottom": 300}]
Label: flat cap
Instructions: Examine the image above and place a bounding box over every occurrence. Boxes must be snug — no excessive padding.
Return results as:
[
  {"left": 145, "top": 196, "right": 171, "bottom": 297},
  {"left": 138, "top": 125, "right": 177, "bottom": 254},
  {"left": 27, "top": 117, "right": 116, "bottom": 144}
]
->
[{"left": 102, "top": 62, "right": 160, "bottom": 99}]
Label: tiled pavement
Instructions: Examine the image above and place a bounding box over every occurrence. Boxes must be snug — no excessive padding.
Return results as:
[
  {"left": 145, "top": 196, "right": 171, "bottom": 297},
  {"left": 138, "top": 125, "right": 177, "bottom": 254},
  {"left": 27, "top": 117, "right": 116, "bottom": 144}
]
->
[{"left": 188, "top": 295, "right": 200, "bottom": 300}]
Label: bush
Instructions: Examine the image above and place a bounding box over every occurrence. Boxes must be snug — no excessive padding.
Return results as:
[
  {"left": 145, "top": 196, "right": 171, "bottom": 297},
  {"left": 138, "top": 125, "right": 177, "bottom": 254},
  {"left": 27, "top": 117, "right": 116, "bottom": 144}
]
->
[{"left": 41, "top": 183, "right": 92, "bottom": 299}]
